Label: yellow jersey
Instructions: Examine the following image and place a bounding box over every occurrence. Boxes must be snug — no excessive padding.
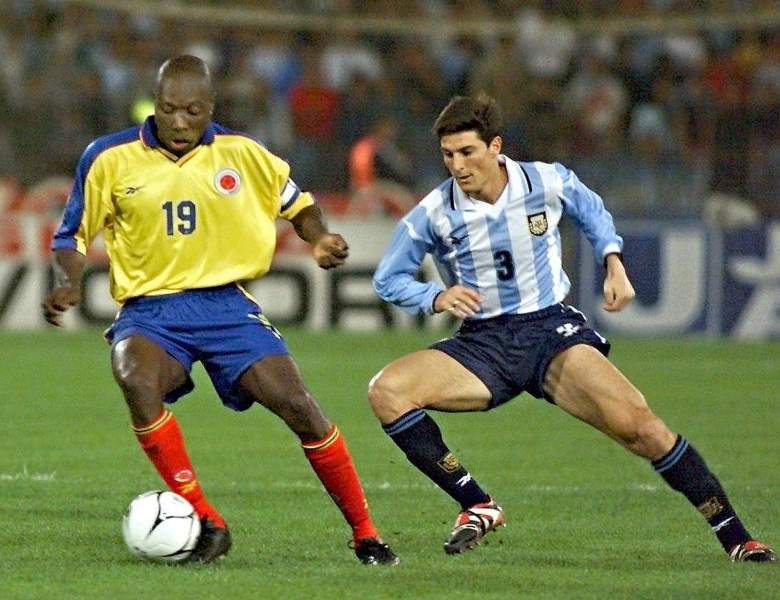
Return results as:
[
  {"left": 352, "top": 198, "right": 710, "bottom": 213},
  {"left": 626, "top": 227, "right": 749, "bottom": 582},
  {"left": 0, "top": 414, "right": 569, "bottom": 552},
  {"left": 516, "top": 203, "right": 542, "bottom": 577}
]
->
[{"left": 52, "top": 117, "right": 313, "bottom": 302}]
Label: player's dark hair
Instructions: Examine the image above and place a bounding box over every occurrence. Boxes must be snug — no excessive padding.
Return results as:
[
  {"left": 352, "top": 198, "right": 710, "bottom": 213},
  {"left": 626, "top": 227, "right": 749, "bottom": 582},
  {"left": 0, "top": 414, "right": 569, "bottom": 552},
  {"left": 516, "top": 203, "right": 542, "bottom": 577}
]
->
[
  {"left": 155, "top": 55, "right": 213, "bottom": 96},
  {"left": 432, "top": 93, "right": 504, "bottom": 143}
]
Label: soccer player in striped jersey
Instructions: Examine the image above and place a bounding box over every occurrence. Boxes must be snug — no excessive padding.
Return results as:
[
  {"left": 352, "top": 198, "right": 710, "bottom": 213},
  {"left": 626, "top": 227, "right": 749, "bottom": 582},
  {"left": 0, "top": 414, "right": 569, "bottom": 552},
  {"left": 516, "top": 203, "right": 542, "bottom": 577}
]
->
[
  {"left": 369, "top": 94, "right": 774, "bottom": 562},
  {"left": 42, "top": 55, "right": 397, "bottom": 566}
]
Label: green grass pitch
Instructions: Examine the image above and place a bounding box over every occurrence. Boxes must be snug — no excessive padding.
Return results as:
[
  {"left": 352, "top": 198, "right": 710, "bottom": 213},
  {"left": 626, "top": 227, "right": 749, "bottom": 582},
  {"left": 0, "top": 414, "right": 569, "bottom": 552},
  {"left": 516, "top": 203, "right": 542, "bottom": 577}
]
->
[{"left": 1, "top": 329, "right": 778, "bottom": 598}]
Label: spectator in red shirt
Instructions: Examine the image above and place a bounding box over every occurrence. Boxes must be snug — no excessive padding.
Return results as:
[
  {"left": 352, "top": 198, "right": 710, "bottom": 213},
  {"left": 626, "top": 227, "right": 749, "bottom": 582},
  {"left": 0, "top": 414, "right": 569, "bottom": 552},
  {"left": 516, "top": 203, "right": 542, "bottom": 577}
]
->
[{"left": 288, "top": 42, "right": 341, "bottom": 190}]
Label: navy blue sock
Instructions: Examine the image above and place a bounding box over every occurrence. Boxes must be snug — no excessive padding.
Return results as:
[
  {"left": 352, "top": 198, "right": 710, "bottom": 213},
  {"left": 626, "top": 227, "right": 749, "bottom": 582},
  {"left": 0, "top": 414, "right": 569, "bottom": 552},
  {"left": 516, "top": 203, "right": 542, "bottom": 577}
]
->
[
  {"left": 383, "top": 409, "right": 491, "bottom": 509},
  {"left": 653, "top": 435, "right": 751, "bottom": 552}
]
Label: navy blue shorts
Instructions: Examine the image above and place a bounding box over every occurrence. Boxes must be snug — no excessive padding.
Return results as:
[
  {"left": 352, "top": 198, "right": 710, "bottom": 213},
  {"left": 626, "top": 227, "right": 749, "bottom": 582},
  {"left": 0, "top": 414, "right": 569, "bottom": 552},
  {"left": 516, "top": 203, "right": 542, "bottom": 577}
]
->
[
  {"left": 430, "top": 303, "right": 610, "bottom": 408},
  {"left": 105, "top": 284, "right": 289, "bottom": 412}
]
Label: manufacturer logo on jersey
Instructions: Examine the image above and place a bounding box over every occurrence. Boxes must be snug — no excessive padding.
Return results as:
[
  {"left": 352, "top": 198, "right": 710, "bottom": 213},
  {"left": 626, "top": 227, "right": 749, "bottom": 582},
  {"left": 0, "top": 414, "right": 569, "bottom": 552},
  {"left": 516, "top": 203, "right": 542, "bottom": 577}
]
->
[
  {"left": 214, "top": 168, "right": 241, "bottom": 195},
  {"left": 527, "top": 212, "right": 548, "bottom": 236}
]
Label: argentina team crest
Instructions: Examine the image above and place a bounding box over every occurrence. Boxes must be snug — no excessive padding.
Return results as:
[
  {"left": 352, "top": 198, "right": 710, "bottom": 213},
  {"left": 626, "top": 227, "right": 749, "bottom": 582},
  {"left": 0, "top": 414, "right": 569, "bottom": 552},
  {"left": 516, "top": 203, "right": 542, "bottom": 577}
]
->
[
  {"left": 214, "top": 168, "right": 242, "bottom": 195},
  {"left": 437, "top": 452, "right": 462, "bottom": 473},
  {"left": 527, "top": 211, "right": 548, "bottom": 236}
]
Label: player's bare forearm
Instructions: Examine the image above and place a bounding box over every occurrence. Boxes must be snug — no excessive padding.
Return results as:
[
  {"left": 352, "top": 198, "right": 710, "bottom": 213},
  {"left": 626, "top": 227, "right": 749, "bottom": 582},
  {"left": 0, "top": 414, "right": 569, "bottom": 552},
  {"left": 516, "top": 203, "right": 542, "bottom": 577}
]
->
[
  {"left": 290, "top": 204, "right": 329, "bottom": 245},
  {"left": 53, "top": 249, "right": 86, "bottom": 289},
  {"left": 42, "top": 249, "right": 86, "bottom": 326},
  {"left": 290, "top": 205, "right": 349, "bottom": 269},
  {"left": 603, "top": 253, "right": 635, "bottom": 312}
]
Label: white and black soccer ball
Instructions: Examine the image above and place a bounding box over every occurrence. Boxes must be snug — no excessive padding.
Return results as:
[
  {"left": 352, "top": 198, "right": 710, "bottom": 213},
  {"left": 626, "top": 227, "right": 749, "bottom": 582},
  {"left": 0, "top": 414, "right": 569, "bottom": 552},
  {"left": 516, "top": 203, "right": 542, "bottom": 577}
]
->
[{"left": 122, "top": 490, "right": 201, "bottom": 563}]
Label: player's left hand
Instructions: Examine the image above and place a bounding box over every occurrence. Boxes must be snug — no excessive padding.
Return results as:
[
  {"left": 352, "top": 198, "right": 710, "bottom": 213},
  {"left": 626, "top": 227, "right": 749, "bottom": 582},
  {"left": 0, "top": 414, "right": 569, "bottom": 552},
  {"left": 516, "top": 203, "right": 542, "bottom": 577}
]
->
[
  {"left": 312, "top": 233, "right": 349, "bottom": 269},
  {"left": 42, "top": 286, "right": 81, "bottom": 326},
  {"left": 603, "top": 256, "right": 635, "bottom": 312}
]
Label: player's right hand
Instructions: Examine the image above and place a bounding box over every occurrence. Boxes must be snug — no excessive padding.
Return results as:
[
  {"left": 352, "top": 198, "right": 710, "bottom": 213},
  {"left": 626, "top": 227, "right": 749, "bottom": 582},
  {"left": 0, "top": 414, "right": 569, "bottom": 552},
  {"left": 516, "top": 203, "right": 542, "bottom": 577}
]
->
[
  {"left": 434, "top": 285, "right": 483, "bottom": 318},
  {"left": 42, "top": 286, "right": 81, "bottom": 327}
]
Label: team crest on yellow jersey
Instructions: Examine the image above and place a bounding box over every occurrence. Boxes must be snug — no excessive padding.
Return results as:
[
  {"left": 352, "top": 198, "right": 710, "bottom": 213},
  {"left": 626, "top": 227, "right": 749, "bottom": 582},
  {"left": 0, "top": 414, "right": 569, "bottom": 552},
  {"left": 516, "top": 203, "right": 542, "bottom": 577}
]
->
[
  {"left": 214, "top": 168, "right": 242, "bottom": 195},
  {"left": 527, "top": 211, "right": 548, "bottom": 236}
]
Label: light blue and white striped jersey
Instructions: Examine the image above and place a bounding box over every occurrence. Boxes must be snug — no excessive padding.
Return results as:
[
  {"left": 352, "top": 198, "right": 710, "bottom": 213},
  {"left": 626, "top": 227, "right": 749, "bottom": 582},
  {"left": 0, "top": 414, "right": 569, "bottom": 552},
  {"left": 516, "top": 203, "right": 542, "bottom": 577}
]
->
[{"left": 373, "top": 156, "right": 623, "bottom": 319}]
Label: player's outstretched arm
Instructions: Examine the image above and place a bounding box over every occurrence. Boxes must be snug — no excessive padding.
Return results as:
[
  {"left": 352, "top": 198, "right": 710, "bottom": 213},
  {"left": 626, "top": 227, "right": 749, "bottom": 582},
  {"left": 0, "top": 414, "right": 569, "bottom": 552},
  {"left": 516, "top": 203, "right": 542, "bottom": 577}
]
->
[
  {"left": 602, "top": 253, "right": 635, "bottom": 312},
  {"left": 290, "top": 204, "right": 349, "bottom": 270},
  {"left": 42, "top": 249, "right": 86, "bottom": 326}
]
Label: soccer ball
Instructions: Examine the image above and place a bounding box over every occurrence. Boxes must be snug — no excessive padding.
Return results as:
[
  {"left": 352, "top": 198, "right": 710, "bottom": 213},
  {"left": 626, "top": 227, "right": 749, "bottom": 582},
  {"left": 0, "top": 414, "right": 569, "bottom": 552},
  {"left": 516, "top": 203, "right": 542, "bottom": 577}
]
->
[{"left": 122, "top": 490, "right": 201, "bottom": 563}]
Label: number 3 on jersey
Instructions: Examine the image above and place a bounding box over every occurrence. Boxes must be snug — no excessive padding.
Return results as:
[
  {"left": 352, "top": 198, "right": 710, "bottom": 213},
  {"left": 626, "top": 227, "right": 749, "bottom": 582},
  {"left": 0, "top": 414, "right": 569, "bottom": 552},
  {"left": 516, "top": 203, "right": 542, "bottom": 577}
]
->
[
  {"left": 162, "top": 200, "right": 197, "bottom": 235},
  {"left": 493, "top": 250, "right": 515, "bottom": 281}
]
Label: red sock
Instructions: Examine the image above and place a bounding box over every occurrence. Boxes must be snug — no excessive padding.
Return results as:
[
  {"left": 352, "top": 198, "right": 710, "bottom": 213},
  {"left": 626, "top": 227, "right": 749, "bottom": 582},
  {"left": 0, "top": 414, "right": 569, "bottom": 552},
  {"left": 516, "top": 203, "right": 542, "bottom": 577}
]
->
[
  {"left": 303, "top": 425, "right": 379, "bottom": 541},
  {"left": 133, "top": 410, "right": 225, "bottom": 528}
]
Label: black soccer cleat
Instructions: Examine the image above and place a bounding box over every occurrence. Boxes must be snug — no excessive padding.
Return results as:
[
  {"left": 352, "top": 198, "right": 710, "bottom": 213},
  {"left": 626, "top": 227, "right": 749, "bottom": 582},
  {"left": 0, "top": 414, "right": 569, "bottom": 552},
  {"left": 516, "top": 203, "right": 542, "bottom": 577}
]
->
[
  {"left": 352, "top": 537, "right": 400, "bottom": 565},
  {"left": 729, "top": 540, "right": 777, "bottom": 563},
  {"left": 188, "top": 518, "right": 232, "bottom": 565}
]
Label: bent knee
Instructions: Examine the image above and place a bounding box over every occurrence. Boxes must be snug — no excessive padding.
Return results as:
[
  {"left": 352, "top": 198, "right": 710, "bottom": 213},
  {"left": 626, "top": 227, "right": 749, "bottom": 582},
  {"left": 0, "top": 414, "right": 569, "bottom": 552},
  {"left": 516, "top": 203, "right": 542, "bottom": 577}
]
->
[
  {"left": 367, "top": 369, "right": 416, "bottom": 423},
  {"left": 284, "top": 389, "right": 320, "bottom": 418},
  {"left": 276, "top": 390, "right": 331, "bottom": 440},
  {"left": 367, "top": 370, "right": 396, "bottom": 414},
  {"left": 112, "top": 368, "right": 168, "bottom": 425},
  {"left": 612, "top": 406, "right": 674, "bottom": 458},
  {"left": 114, "top": 368, "right": 163, "bottom": 399}
]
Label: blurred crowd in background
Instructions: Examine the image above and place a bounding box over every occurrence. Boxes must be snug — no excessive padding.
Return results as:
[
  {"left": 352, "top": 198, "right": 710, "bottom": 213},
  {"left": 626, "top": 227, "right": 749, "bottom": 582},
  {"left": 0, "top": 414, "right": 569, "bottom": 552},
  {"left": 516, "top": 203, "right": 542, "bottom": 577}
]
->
[{"left": 0, "top": 0, "right": 778, "bottom": 220}]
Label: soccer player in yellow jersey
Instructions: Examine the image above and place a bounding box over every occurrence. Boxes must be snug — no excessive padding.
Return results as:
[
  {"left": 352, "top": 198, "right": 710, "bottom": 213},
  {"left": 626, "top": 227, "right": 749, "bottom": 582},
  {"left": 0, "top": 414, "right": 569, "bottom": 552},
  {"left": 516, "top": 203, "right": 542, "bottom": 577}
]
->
[{"left": 42, "top": 55, "right": 398, "bottom": 566}]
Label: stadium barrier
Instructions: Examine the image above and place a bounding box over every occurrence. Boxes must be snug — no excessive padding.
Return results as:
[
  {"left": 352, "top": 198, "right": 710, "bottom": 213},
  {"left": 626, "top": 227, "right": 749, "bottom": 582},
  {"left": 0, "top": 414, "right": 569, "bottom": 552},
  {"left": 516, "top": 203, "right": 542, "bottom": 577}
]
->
[
  {"left": 0, "top": 213, "right": 453, "bottom": 331},
  {"left": 579, "top": 220, "right": 780, "bottom": 340},
  {"left": 1, "top": 207, "right": 778, "bottom": 338}
]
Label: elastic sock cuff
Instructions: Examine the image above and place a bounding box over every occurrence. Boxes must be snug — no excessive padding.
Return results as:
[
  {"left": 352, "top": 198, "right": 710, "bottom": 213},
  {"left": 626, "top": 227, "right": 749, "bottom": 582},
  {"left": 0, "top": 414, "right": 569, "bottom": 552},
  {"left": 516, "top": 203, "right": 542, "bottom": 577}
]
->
[
  {"left": 652, "top": 435, "right": 689, "bottom": 473},
  {"left": 302, "top": 425, "right": 340, "bottom": 452},
  {"left": 383, "top": 409, "right": 426, "bottom": 436},
  {"left": 132, "top": 410, "right": 172, "bottom": 435}
]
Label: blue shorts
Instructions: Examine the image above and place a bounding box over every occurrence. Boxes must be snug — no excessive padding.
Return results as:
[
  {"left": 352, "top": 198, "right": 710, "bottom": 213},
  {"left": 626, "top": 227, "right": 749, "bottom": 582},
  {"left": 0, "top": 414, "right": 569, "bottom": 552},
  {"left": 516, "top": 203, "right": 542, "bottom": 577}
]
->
[
  {"left": 105, "top": 284, "right": 289, "bottom": 412},
  {"left": 430, "top": 303, "right": 610, "bottom": 409}
]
